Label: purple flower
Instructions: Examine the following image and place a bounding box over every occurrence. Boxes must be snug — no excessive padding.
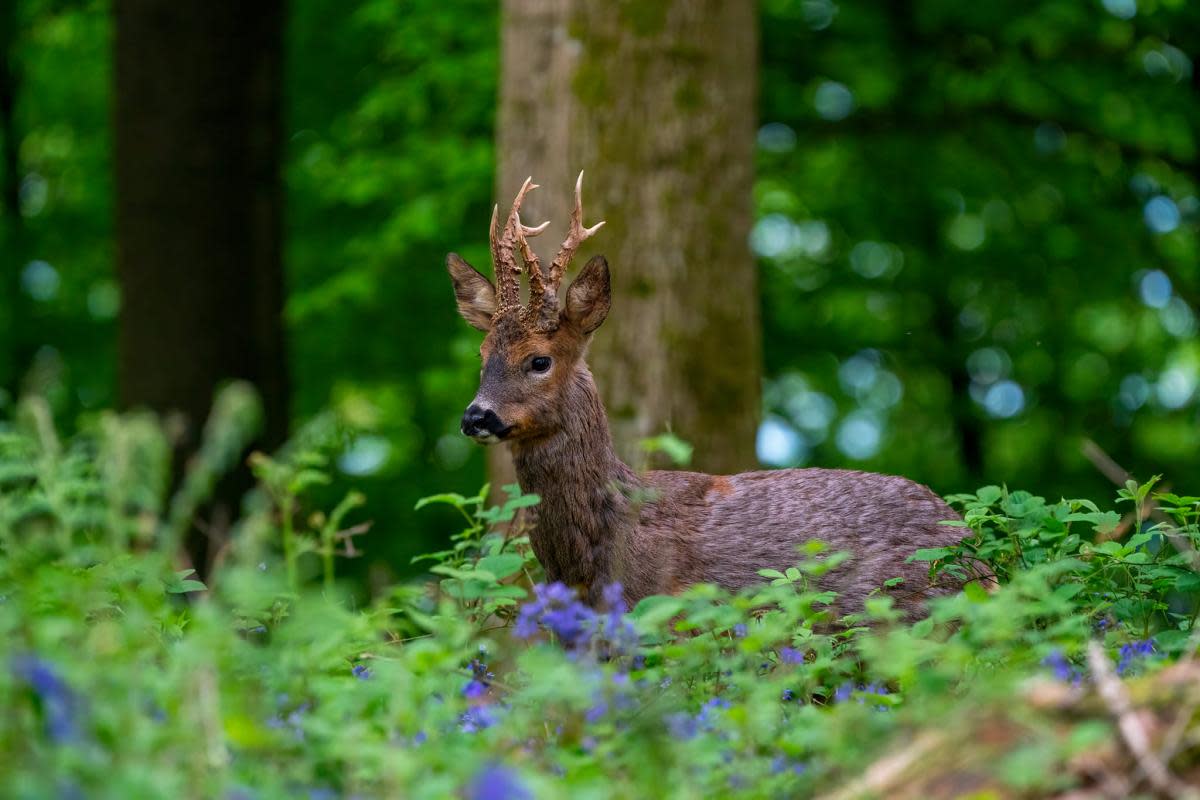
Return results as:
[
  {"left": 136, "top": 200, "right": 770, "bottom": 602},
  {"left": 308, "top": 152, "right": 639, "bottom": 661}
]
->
[
  {"left": 11, "top": 655, "right": 79, "bottom": 743},
  {"left": 1042, "top": 650, "right": 1079, "bottom": 684},
  {"left": 603, "top": 582, "right": 627, "bottom": 615},
  {"left": 585, "top": 701, "right": 608, "bottom": 723},
  {"left": 771, "top": 755, "right": 807, "bottom": 775},
  {"left": 781, "top": 688, "right": 795, "bottom": 702},
  {"left": 1117, "top": 639, "right": 1155, "bottom": 676},
  {"left": 665, "top": 712, "right": 700, "bottom": 740},
  {"left": 779, "top": 647, "right": 804, "bottom": 665},
  {"left": 732, "top": 623, "right": 748, "bottom": 638},
  {"left": 459, "top": 705, "right": 498, "bottom": 733},
  {"left": 352, "top": 664, "right": 371, "bottom": 680},
  {"left": 833, "top": 682, "right": 853, "bottom": 703},
  {"left": 512, "top": 582, "right": 609, "bottom": 652},
  {"left": 462, "top": 658, "right": 494, "bottom": 697},
  {"left": 467, "top": 764, "right": 531, "bottom": 800}
]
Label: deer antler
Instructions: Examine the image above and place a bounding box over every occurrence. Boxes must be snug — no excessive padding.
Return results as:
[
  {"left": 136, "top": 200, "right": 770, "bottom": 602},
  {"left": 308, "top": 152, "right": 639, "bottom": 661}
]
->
[
  {"left": 550, "top": 171, "right": 606, "bottom": 294},
  {"left": 490, "top": 177, "right": 550, "bottom": 315},
  {"left": 491, "top": 173, "right": 603, "bottom": 328}
]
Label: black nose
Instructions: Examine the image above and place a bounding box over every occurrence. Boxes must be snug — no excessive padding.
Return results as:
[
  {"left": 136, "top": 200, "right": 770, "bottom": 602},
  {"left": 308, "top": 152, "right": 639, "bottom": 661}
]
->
[{"left": 461, "top": 404, "right": 505, "bottom": 437}]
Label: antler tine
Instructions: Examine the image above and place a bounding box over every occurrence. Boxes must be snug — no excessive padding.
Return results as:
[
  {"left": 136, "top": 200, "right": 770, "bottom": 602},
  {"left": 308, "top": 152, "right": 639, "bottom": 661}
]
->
[
  {"left": 550, "top": 170, "right": 606, "bottom": 292},
  {"left": 492, "top": 177, "right": 550, "bottom": 313}
]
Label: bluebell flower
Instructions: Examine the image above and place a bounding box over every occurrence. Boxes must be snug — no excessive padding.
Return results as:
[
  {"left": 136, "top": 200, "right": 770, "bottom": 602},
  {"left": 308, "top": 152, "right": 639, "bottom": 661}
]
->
[
  {"left": 779, "top": 647, "right": 804, "bottom": 665},
  {"left": 733, "top": 623, "right": 748, "bottom": 638},
  {"left": 467, "top": 764, "right": 531, "bottom": 800},
  {"left": 603, "top": 582, "right": 627, "bottom": 615},
  {"left": 585, "top": 701, "right": 608, "bottom": 723},
  {"left": 1042, "top": 650, "right": 1080, "bottom": 684},
  {"left": 833, "top": 682, "right": 853, "bottom": 703},
  {"left": 11, "top": 655, "right": 79, "bottom": 743},
  {"left": 352, "top": 664, "right": 371, "bottom": 680},
  {"left": 1117, "top": 639, "right": 1155, "bottom": 676},
  {"left": 665, "top": 712, "right": 700, "bottom": 740},
  {"left": 462, "top": 680, "right": 488, "bottom": 699},
  {"left": 459, "top": 705, "right": 498, "bottom": 733},
  {"left": 781, "top": 688, "right": 795, "bottom": 702},
  {"left": 771, "top": 755, "right": 807, "bottom": 775}
]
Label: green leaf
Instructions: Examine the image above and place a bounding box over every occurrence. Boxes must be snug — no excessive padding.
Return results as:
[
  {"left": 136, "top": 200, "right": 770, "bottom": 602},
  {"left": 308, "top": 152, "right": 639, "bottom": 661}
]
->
[
  {"left": 476, "top": 553, "right": 525, "bottom": 580},
  {"left": 415, "top": 492, "right": 468, "bottom": 510},
  {"left": 757, "top": 569, "right": 787, "bottom": 580}
]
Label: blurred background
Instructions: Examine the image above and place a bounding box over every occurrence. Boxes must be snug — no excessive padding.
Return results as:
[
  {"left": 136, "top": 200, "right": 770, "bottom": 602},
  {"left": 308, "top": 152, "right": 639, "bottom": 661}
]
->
[{"left": 2, "top": 0, "right": 1198, "bottom": 585}]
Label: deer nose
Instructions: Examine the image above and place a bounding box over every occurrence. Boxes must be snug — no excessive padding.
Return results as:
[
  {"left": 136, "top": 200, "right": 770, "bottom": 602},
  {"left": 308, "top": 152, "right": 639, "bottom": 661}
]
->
[{"left": 461, "top": 404, "right": 503, "bottom": 437}]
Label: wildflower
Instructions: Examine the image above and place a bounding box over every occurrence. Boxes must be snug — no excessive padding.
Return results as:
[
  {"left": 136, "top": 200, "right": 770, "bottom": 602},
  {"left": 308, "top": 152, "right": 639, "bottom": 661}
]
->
[
  {"left": 513, "top": 582, "right": 597, "bottom": 650},
  {"left": 1042, "top": 650, "right": 1080, "bottom": 684},
  {"left": 833, "top": 682, "right": 853, "bottom": 703},
  {"left": 1117, "top": 639, "right": 1155, "bottom": 676},
  {"left": 459, "top": 705, "right": 498, "bottom": 733},
  {"left": 770, "top": 755, "right": 807, "bottom": 775},
  {"left": 665, "top": 712, "right": 700, "bottom": 740},
  {"left": 11, "top": 655, "right": 79, "bottom": 743},
  {"left": 781, "top": 688, "right": 795, "bottom": 702},
  {"left": 732, "top": 623, "right": 748, "bottom": 638},
  {"left": 603, "top": 582, "right": 627, "bottom": 615},
  {"left": 585, "top": 701, "right": 608, "bottom": 723},
  {"left": 467, "top": 764, "right": 531, "bottom": 800},
  {"left": 462, "top": 658, "right": 494, "bottom": 698},
  {"left": 352, "top": 664, "right": 371, "bottom": 680},
  {"left": 779, "top": 647, "right": 804, "bottom": 665}
]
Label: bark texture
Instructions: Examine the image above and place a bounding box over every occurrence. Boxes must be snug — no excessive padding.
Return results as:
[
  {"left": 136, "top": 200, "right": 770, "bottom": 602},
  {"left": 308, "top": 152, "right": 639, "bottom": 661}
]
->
[
  {"left": 493, "top": 0, "right": 761, "bottom": 482},
  {"left": 113, "top": 0, "right": 288, "bottom": 448}
]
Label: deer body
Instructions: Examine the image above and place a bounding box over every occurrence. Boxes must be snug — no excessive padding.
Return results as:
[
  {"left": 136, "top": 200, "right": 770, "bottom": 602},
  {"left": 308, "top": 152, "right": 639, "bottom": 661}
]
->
[
  {"left": 448, "top": 175, "right": 967, "bottom": 615},
  {"left": 509, "top": 360, "right": 962, "bottom": 615}
]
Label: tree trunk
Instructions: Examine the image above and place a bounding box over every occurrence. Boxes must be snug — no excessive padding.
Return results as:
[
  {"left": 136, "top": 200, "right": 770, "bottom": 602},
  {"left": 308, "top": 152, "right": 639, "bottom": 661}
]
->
[
  {"left": 114, "top": 0, "right": 287, "bottom": 443},
  {"left": 0, "top": 0, "right": 30, "bottom": 396},
  {"left": 113, "top": 0, "right": 288, "bottom": 562},
  {"left": 494, "top": 0, "right": 761, "bottom": 483}
]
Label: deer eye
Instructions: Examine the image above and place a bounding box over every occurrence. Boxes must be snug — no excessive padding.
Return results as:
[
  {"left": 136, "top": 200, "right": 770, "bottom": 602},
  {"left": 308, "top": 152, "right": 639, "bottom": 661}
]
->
[{"left": 530, "top": 356, "right": 552, "bottom": 373}]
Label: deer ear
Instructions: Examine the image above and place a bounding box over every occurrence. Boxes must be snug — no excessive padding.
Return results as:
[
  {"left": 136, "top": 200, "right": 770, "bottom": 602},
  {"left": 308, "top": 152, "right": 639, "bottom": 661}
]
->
[
  {"left": 564, "top": 255, "right": 611, "bottom": 335},
  {"left": 447, "top": 253, "right": 496, "bottom": 331}
]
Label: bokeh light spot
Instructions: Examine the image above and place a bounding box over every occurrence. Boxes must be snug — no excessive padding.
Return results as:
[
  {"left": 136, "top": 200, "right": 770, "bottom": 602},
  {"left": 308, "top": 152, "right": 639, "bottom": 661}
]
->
[
  {"left": 338, "top": 434, "right": 392, "bottom": 476},
  {"left": 757, "top": 122, "right": 797, "bottom": 153},
  {"left": 757, "top": 417, "right": 805, "bottom": 467},
  {"left": 982, "top": 380, "right": 1025, "bottom": 418},
  {"left": 1101, "top": 0, "right": 1136, "bottom": 20},
  {"left": 814, "top": 81, "right": 854, "bottom": 121},
  {"left": 1137, "top": 270, "right": 1172, "bottom": 308},
  {"left": 1143, "top": 196, "right": 1180, "bottom": 234},
  {"left": 22, "top": 261, "right": 60, "bottom": 301},
  {"left": 835, "top": 412, "right": 882, "bottom": 460}
]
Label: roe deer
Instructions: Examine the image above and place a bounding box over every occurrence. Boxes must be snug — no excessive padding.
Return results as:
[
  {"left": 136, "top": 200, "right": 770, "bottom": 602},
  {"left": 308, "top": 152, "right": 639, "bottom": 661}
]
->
[{"left": 446, "top": 174, "right": 970, "bottom": 616}]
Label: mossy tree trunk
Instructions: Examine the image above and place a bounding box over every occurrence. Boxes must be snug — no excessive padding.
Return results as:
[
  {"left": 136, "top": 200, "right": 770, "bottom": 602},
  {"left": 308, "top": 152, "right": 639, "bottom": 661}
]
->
[{"left": 494, "top": 0, "right": 761, "bottom": 483}]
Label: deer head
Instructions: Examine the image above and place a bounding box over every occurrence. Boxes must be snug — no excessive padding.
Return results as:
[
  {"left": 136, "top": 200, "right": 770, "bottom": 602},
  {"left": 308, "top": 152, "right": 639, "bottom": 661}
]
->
[{"left": 447, "top": 173, "right": 608, "bottom": 444}]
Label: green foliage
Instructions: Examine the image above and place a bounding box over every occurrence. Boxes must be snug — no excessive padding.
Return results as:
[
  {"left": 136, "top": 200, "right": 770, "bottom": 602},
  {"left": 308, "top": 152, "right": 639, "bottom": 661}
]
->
[{"left": 2, "top": 407, "right": 1198, "bottom": 797}]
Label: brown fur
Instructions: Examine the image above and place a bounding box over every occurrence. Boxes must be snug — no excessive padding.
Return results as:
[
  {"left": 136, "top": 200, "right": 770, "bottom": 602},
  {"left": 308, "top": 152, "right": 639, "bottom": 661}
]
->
[{"left": 447, "top": 192, "right": 970, "bottom": 616}]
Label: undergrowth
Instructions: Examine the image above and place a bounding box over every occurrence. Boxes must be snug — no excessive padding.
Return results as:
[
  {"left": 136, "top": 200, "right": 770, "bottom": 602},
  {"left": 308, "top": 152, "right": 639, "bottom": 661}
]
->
[{"left": 1, "top": 385, "right": 1198, "bottom": 798}]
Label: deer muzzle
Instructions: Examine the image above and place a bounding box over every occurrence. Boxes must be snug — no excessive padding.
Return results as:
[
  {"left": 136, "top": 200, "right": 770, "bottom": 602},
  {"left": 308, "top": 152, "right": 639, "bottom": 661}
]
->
[{"left": 461, "top": 403, "right": 511, "bottom": 443}]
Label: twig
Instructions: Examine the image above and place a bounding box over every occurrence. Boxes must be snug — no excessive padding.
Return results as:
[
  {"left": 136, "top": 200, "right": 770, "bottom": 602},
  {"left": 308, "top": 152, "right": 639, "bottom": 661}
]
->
[
  {"left": 1080, "top": 439, "right": 1200, "bottom": 572},
  {"left": 1086, "top": 642, "right": 1196, "bottom": 799}
]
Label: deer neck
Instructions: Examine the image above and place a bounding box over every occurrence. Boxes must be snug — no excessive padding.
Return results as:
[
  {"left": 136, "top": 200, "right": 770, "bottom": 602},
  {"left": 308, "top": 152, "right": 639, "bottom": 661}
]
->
[{"left": 508, "top": 365, "right": 639, "bottom": 596}]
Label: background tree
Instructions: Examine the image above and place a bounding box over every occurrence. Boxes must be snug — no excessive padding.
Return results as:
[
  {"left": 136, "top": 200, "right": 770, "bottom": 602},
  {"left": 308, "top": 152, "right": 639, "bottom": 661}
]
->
[
  {"left": 113, "top": 0, "right": 288, "bottom": 564},
  {"left": 494, "top": 0, "right": 762, "bottom": 479},
  {"left": 113, "top": 0, "right": 287, "bottom": 446}
]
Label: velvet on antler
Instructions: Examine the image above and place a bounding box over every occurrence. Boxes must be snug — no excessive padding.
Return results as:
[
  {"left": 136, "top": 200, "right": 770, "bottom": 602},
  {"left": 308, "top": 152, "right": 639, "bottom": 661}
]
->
[{"left": 489, "top": 172, "right": 605, "bottom": 331}]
